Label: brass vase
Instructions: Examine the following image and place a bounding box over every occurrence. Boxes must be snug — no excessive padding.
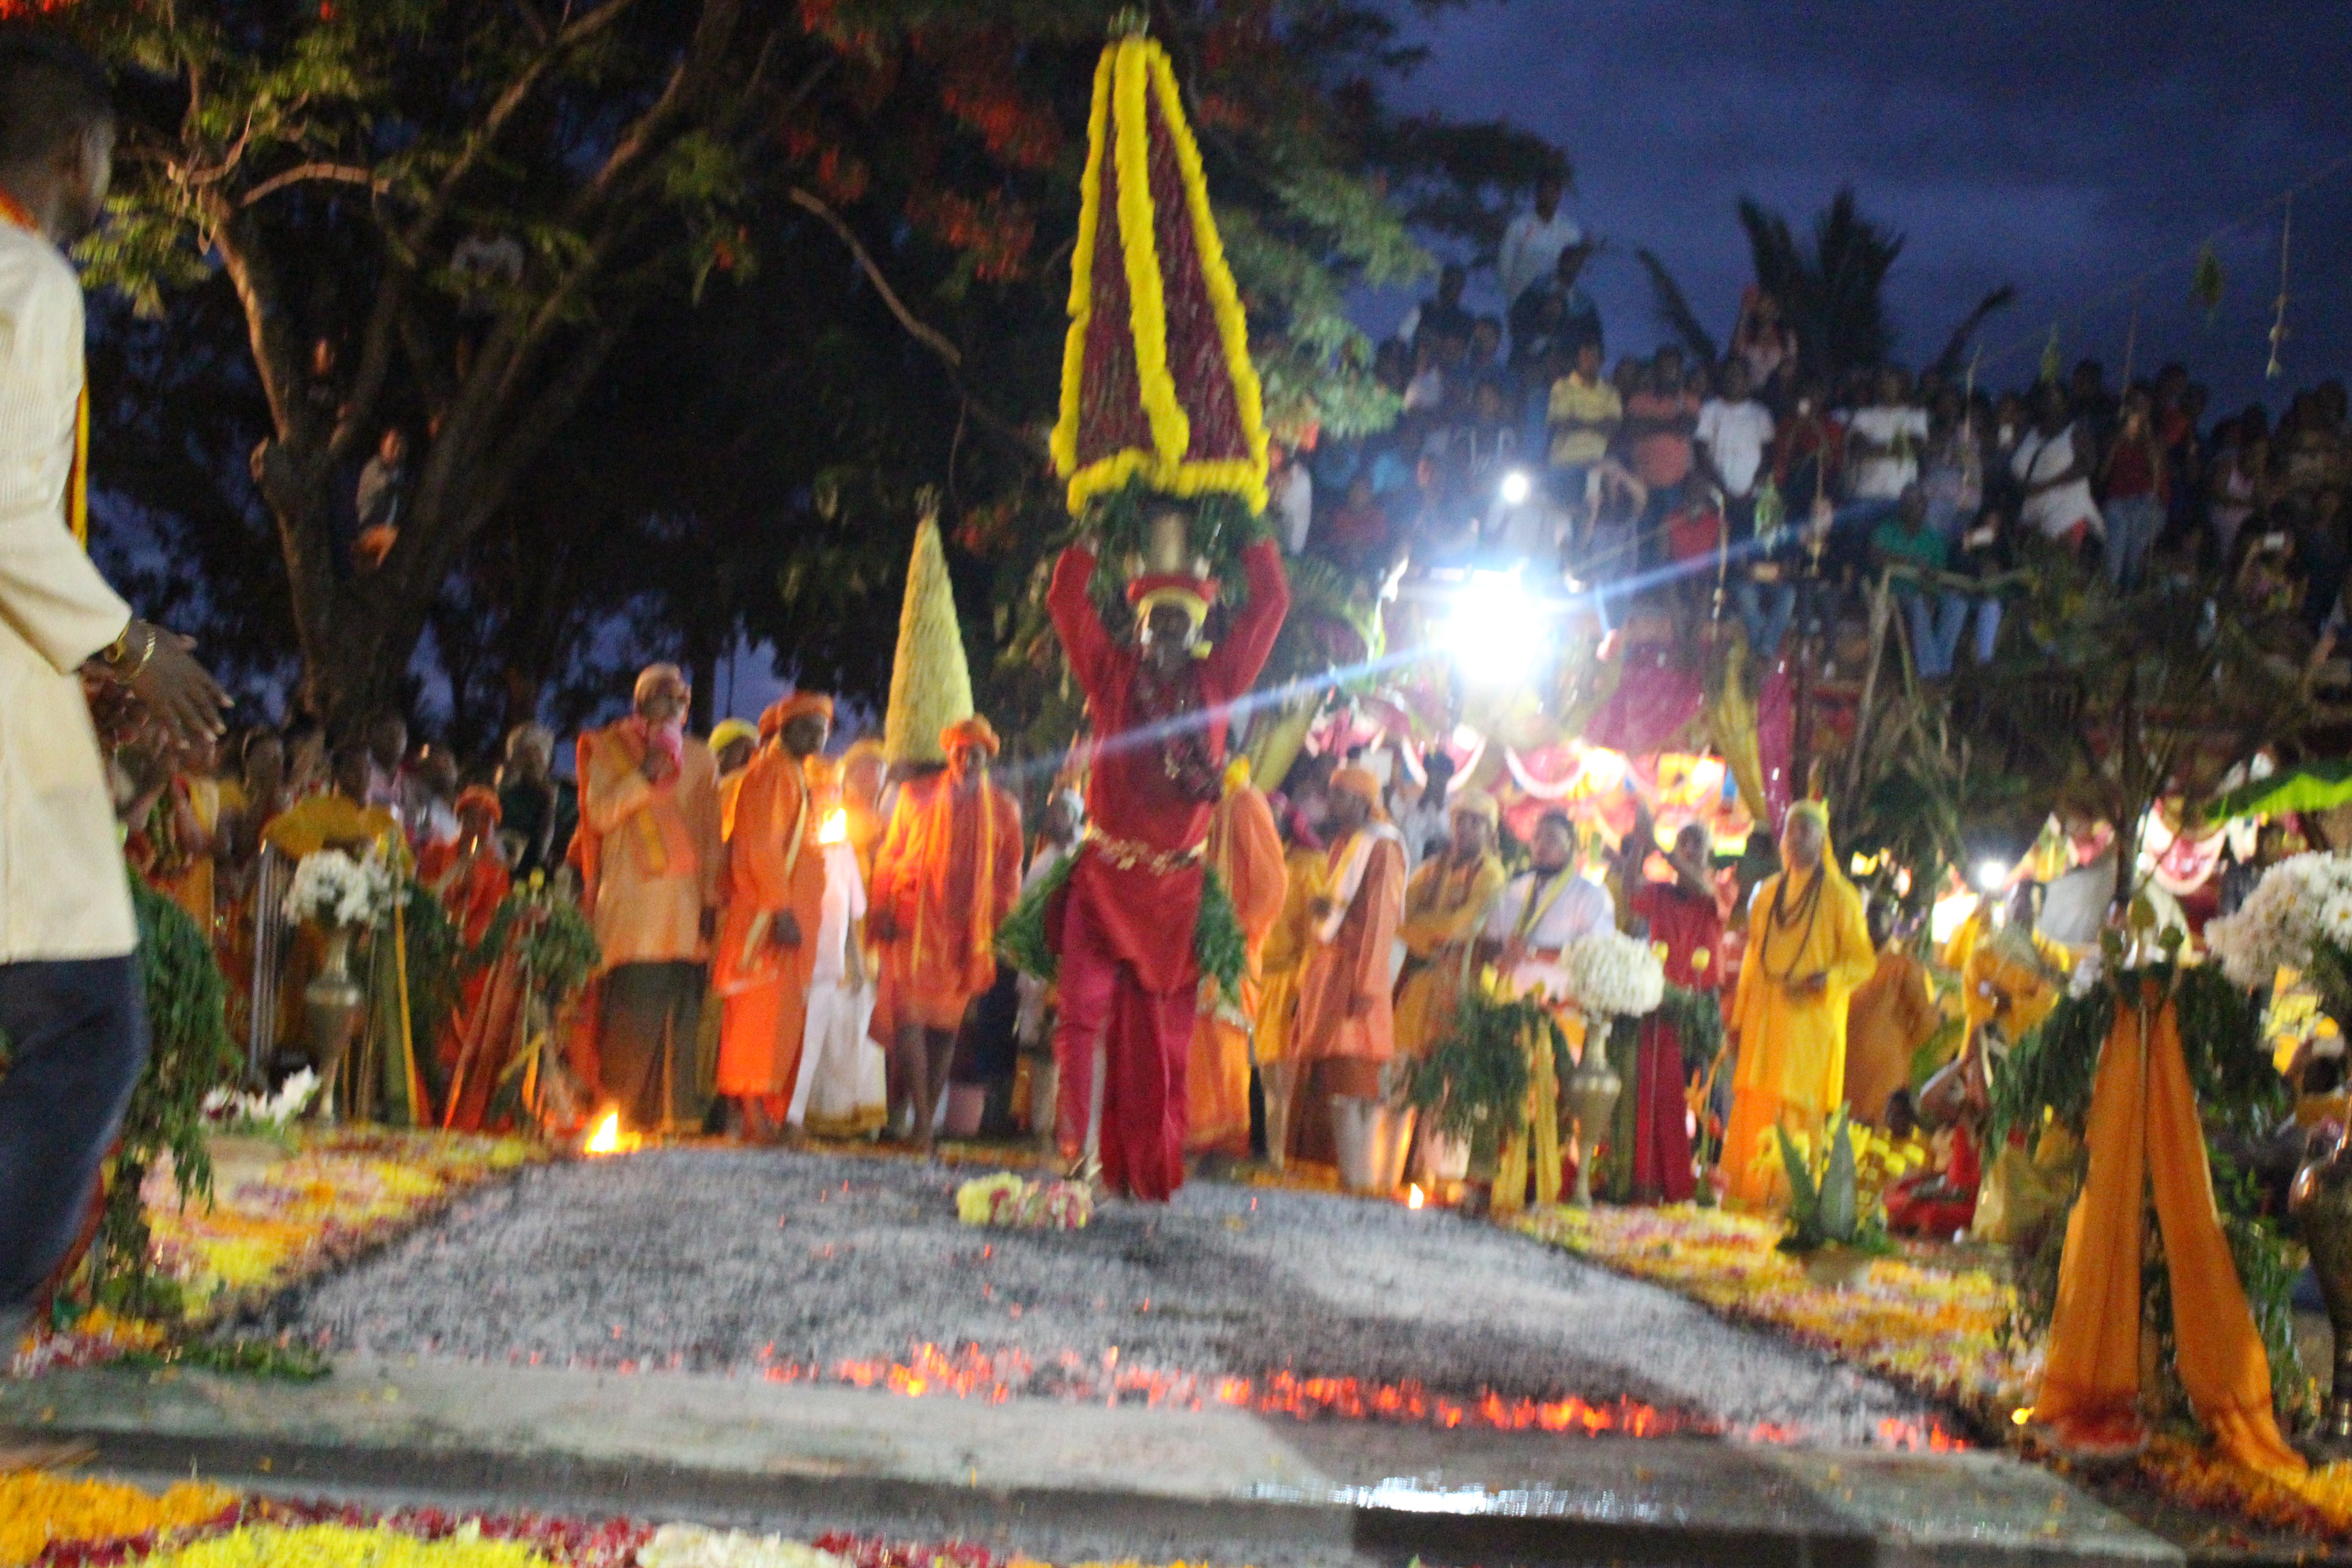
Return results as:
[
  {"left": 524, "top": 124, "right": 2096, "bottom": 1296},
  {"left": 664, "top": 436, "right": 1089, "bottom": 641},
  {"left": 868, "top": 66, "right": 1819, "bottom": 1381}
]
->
[
  {"left": 2293, "top": 1124, "right": 2352, "bottom": 1458},
  {"left": 304, "top": 926, "right": 367, "bottom": 1124},
  {"left": 1563, "top": 1016, "right": 1624, "bottom": 1208}
]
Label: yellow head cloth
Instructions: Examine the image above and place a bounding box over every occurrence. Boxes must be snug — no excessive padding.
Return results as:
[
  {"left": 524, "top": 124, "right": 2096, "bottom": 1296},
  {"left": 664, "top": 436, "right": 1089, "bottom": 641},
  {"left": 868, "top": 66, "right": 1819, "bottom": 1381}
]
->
[
  {"left": 708, "top": 718, "right": 758, "bottom": 757},
  {"left": 1221, "top": 756, "right": 1252, "bottom": 798}
]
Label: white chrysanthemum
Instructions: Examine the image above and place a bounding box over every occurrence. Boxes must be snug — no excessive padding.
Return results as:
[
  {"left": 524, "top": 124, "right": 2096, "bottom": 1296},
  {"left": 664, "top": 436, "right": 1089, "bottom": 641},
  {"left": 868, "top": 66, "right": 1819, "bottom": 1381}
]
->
[
  {"left": 1566, "top": 928, "right": 1665, "bottom": 1018},
  {"left": 640, "top": 1525, "right": 851, "bottom": 1568},
  {"left": 2206, "top": 851, "right": 2352, "bottom": 990},
  {"left": 283, "top": 847, "right": 397, "bottom": 929},
  {"left": 2321, "top": 892, "right": 2352, "bottom": 947}
]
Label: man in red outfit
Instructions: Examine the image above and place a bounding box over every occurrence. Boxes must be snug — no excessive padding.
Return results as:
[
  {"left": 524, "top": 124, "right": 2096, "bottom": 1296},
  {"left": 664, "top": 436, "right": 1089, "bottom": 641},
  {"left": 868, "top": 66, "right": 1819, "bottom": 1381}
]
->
[
  {"left": 1045, "top": 525, "right": 1288, "bottom": 1200},
  {"left": 1620, "top": 802, "right": 1722, "bottom": 1203}
]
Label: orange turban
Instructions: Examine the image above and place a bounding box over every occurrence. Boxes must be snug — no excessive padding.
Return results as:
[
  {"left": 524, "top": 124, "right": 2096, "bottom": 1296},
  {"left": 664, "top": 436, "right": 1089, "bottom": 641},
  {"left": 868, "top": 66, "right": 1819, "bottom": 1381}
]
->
[
  {"left": 941, "top": 715, "right": 1000, "bottom": 760},
  {"left": 1329, "top": 764, "right": 1387, "bottom": 821},
  {"left": 455, "top": 784, "right": 503, "bottom": 825},
  {"left": 771, "top": 691, "right": 834, "bottom": 729}
]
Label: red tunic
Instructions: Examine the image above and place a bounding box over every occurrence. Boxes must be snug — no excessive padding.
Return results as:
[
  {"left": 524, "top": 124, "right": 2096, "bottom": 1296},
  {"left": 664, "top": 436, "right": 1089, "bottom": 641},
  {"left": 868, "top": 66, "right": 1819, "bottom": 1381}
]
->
[
  {"left": 1627, "top": 880, "right": 1722, "bottom": 1204},
  {"left": 1045, "top": 538, "right": 1288, "bottom": 1199}
]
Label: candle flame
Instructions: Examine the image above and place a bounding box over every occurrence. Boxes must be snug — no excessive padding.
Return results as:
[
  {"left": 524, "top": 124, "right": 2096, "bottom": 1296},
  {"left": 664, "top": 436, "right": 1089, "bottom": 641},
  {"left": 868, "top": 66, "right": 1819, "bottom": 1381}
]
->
[
  {"left": 1407, "top": 1183, "right": 1426, "bottom": 1210},
  {"left": 819, "top": 807, "right": 849, "bottom": 845},
  {"left": 585, "top": 1111, "right": 621, "bottom": 1155}
]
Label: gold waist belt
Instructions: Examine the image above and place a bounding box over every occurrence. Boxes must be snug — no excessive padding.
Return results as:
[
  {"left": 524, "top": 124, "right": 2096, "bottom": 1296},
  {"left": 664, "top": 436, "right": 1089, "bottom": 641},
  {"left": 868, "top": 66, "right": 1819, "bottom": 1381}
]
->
[{"left": 1083, "top": 827, "right": 1207, "bottom": 878}]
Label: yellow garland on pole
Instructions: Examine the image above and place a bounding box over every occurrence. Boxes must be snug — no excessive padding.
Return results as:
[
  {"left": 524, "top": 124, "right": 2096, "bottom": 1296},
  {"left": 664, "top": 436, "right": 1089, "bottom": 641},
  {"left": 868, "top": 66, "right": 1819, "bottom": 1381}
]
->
[{"left": 1050, "top": 33, "right": 1269, "bottom": 519}]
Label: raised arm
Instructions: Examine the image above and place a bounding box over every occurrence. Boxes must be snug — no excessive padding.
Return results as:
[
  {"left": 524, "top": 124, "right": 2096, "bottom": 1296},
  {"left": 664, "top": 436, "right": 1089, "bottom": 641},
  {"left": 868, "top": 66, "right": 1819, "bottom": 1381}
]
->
[
  {"left": 1047, "top": 544, "right": 1118, "bottom": 703},
  {"left": 581, "top": 732, "right": 659, "bottom": 838},
  {"left": 1207, "top": 537, "right": 1291, "bottom": 693}
]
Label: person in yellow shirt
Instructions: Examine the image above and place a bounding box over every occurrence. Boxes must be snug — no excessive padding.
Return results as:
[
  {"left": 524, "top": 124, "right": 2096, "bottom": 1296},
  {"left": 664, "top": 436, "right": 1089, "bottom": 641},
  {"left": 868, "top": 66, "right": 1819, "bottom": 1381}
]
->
[
  {"left": 1546, "top": 338, "right": 1622, "bottom": 521},
  {"left": 1721, "top": 802, "right": 1877, "bottom": 1208},
  {"left": 1254, "top": 793, "right": 1330, "bottom": 1168},
  {"left": 1391, "top": 790, "right": 1506, "bottom": 1062}
]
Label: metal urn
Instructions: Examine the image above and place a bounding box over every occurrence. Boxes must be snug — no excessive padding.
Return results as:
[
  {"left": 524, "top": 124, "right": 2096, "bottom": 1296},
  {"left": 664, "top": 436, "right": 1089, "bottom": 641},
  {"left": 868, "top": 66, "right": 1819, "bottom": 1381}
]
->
[
  {"left": 2293, "top": 1122, "right": 2352, "bottom": 1458},
  {"left": 1563, "top": 1017, "right": 1624, "bottom": 1208},
  {"left": 304, "top": 926, "right": 367, "bottom": 1124}
]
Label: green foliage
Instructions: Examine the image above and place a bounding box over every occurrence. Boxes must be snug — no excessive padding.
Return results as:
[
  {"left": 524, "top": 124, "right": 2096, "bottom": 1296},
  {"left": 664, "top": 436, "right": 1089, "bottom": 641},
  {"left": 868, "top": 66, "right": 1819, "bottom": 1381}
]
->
[
  {"left": 103, "top": 877, "right": 244, "bottom": 1313},
  {"left": 1409, "top": 985, "right": 1565, "bottom": 1166},
  {"left": 474, "top": 883, "right": 602, "bottom": 1002},
  {"left": 1776, "top": 1109, "right": 1895, "bottom": 1256},
  {"left": 1995, "top": 965, "right": 2283, "bottom": 1148},
  {"left": 125, "top": 1338, "right": 333, "bottom": 1382},
  {"left": 1656, "top": 984, "right": 1723, "bottom": 1076},
  {"left": 995, "top": 854, "right": 1243, "bottom": 1000},
  {"left": 398, "top": 881, "right": 463, "bottom": 1105}
]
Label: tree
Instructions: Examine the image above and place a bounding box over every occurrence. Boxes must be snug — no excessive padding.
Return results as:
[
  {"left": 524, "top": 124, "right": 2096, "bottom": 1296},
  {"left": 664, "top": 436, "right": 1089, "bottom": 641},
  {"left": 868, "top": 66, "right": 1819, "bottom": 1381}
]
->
[
  {"left": 1737, "top": 186, "right": 1905, "bottom": 378},
  {"left": 76, "top": 0, "right": 1561, "bottom": 738}
]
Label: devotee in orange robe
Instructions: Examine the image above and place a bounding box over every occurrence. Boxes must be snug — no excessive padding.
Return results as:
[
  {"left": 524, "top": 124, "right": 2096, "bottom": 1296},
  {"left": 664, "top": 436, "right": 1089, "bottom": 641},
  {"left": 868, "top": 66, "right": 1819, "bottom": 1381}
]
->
[
  {"left": 575, "top": 663, "right": 723, "bottom": 1132},
  {"left": 868, "top": 717, "right": 1022, "bottom": 1152},
  {"left": 715, "top": 693, "right": 832, "bottom": 1141},
  {"left": 1185, "top": 765, "right": 1287, "bottom": 1158},
  {"left": 1721, "top": 802, "right": 1876, "bottom": 1208},
  {"left": 1842, "top": 898, "right": 1939, "bottom": 1129},
  {"left": 421, "top": 787, "right": 516, "bottom": 1129},
  {"left": 1286, "top": 766, "right": 1407, "bottom": 1167}
]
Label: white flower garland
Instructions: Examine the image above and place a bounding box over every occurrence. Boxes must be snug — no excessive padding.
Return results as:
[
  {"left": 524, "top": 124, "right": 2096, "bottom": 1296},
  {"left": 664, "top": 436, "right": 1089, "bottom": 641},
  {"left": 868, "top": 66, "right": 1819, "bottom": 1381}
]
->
[
  {"left": 638, "top": 1526, "right": 851, "bottom": 1568},
  {"left": 2204, "top": 850, "right": 2352, "bottom": 991}
]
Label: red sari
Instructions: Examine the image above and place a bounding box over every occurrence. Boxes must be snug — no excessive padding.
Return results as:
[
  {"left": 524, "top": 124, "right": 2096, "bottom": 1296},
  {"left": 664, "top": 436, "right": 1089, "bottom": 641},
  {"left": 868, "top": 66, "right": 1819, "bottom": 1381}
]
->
[
  {"left": 420, "top": 840, "right": 514, "bottom": 1129},
  {"left": 1627, "top": 880, "right": 1721, "bottom": 1203}
]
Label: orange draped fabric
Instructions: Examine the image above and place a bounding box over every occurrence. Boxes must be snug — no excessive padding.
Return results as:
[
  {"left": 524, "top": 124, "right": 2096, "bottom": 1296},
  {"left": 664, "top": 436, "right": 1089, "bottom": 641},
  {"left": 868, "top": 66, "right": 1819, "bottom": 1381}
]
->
[
  {"left": 715, "top": 746, "right": 826, "bottom": 1100},
  {"left": 417, "top": 840, "right": 514, "bottom": 1130},
  {"left": 2037, "top": 983, "right": 2304, "bottom": 1478},
  {"left": 869, "top": 768, "right": 1022, "bottom": 1040},
  {"left": 1186, "top": 785, "right": 1287, "bottom": 1156}
]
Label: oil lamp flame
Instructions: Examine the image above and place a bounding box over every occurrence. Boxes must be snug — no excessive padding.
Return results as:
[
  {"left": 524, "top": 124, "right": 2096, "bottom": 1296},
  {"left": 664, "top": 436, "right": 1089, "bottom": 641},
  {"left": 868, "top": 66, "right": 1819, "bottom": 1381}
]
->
[
  {"left": 585, "top": 1111, "right": 621, "bottom": 1155},
  {"left": 819, "top": 807, "right": 849, "bottom": 846},
  {"left": 1406, "top": 1183, "right": 1426, "bottom": 1210}
]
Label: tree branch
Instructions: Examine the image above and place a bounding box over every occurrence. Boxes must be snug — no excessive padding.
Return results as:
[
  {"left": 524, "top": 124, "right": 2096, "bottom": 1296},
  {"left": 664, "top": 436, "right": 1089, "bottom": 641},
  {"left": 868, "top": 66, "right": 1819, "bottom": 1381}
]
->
[
  {"left": 787, "top": 186, "right": 960, "bottom": 368},
  {"left": 242, "top": 162, "right": 389, "bottom": 208}
]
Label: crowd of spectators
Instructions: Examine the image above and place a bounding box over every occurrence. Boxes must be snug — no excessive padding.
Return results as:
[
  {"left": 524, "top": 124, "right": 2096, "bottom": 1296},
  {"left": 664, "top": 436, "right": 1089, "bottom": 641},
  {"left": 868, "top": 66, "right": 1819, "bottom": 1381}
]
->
[{"left": 1282, "top": 189, "right": 2352, "bottom": 689}]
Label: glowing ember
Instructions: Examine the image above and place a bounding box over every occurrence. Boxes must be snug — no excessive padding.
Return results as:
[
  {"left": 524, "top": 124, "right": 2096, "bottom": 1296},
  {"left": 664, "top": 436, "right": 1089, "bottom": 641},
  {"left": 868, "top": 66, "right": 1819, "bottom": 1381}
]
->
[
  {"left": 1406, "top": 1184, "right": 1426, "bottom": 1210},
  {"left": 819, "top": 807, "right": 849, "bottom": 845}
]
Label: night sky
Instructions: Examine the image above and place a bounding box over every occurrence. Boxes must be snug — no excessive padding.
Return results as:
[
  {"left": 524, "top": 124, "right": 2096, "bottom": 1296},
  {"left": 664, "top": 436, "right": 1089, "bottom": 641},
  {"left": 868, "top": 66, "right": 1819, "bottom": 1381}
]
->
[{"left": 1371, "top": 0, "right": 2352, "bottom": 416}]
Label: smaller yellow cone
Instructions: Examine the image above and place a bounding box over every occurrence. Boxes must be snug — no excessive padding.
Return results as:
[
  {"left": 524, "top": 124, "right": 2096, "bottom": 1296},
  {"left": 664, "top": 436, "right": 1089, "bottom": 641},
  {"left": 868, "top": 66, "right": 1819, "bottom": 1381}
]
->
[{"left": 883, "top": 509, "right": 976, "bottom": 766}]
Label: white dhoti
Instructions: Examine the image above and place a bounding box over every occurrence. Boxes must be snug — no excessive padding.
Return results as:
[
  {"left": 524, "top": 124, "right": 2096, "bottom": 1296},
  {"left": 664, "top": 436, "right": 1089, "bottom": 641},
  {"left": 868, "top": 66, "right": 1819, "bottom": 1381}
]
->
[{"left": 789, "top": 840, "right": 888, "bottom": 1137}]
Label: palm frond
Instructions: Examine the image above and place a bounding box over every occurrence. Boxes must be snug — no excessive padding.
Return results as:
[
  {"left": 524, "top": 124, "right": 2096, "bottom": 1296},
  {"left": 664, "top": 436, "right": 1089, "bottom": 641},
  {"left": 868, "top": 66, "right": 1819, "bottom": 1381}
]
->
[
  {"left": 1929, "top": 285, "right": 2019, "bottom": 380},
  {"left": 1637, "top": 248, "right": 1718, "bottom": 364}
]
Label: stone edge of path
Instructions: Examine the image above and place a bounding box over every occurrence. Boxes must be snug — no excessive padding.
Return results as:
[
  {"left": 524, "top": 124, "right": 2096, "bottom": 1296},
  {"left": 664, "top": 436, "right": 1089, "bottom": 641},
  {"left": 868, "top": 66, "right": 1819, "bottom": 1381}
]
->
[{"left": 0, "top": 1358, "right": 2193, "bottom": 1567}]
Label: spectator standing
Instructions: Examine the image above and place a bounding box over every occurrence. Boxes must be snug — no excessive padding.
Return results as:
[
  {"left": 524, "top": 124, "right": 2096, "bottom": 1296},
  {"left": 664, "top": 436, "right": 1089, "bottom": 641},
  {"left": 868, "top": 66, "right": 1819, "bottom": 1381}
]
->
[
  {"left": 1729, "top": 287, "right": 1799, "bottom": 406},
  {"left": 2012, "top": 386, "right": 2103, "bottom": 558},
  {"left": 1546, "top": 338, "right": 1620, "bottom": 518},
  {"left": 1497, "top": 172, "right": 1582, "bottom": 319},
  {"left": 2208, "top": 410, "right": 2273, "bottom": 570},
  {"left": 1507, "top": 242, "right": 1601, "bottom": 374},
  {"left": 1322, "top": 474, "right": 1392, "bottom": 575},
  {"left": 1918, "top": 387, "right": 1982, "bottom": 543},
  {"left": 1395, "top": 262, "right": 1473, "bottom": 357},
  {"left": 1622, "top": 348, "right": 1698, "bottom": 556},
  {"left": 0, "top": 33, "right": 231, "bottom": 1352},
  {"left": 2097, "top": 387, "right": 2168, "bottom": 591},
  {"left": 1695, "top": 358, "right": 1775, "bottom": 546},
  {"left": 2069, "top": 359, "right": 2118, "bottom": 458}
]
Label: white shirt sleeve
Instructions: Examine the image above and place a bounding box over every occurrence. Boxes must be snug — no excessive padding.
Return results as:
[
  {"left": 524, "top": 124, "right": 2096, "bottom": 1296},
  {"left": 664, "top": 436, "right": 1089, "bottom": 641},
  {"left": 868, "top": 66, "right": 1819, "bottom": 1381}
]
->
[{"left": 0, "top": 248, "right": 128, "bottom": 674}]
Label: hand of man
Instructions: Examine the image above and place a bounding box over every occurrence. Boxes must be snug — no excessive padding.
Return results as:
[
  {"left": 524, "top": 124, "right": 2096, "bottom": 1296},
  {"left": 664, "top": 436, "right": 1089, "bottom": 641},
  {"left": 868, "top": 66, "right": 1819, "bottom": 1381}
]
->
[
  {"left": 772, "top": 911, "right": 802, "bottom": 949},
  {"left": 109, "top": 621, "right": 229, "bottom": 745},
  {"left": 641, "top": 748, "right": 679, "bottom": 785}
]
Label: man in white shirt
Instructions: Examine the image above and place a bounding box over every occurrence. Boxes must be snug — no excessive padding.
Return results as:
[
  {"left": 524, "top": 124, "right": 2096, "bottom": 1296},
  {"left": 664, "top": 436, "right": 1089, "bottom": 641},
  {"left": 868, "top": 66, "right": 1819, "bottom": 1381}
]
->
[
  {"left": 1386, "top": 745, "right": 1455, "bottom": 875},
  {"left": 1695, "top": 358, "right": 1776, "bottom": 542},
  {"left": 1497, "top": 173, "right": 1581, "bottom": 319},
  {"left": 1481, "top": 810, "right": 1612, "bottom": 1003},
  {"left": 1269, "top": 441, "right": 1313, "bottom": 555},
  {"left": 1845, "top": 368, "right": 1929, "bottom": 502},
  {"left": 0, "top": 34, "right": 228, "bottom": 1349},
  {"left": 2012, "top": 385, "right": 2104, "bottom": 551}
]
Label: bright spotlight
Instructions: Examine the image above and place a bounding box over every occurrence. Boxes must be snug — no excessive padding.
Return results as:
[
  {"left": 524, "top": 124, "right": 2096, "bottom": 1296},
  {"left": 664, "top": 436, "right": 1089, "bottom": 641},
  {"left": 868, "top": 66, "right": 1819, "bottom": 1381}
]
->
[
  {"left": 1975, "top": 859, "right": 2008, "bottom": 893},
  {"left": 1498, "top": 468, "right": 1532, "bottom": 506},
  {"left": 1441, "top": 567, "right": 1549, "bottom": 685}
]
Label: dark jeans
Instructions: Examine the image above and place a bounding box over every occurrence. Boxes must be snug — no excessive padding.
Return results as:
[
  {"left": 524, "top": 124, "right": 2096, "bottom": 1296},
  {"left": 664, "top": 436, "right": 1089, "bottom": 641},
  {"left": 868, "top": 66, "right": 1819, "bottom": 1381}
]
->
[
  {"left": 599, "top": 960, "right": 706, "bottom": 1131},
  {"left": 0, "top": 956, "right": 148, "bottom": 1311}
]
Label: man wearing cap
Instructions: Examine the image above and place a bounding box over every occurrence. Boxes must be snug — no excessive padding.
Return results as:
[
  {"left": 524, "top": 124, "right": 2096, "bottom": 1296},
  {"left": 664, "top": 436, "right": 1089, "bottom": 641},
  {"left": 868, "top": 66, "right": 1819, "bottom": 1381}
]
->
[
  {"left": 715, "top": 693, "right": 832, "bottom": 1142},
  {"left": 576, "top": 663, "right": 724, "bottom": 1132},
  {"left": 1043, "top": 526, "right": 1288, "bottom": 1200},
  {"left": 1392, "top": 789, "right": 1507, "bottom": 1064},
  {"left": 1286, "top": 766, "right": 1407, "bottom": 1169},
  {"left": 868, "top": 717, "right": 1022, "bottom": 1153}
]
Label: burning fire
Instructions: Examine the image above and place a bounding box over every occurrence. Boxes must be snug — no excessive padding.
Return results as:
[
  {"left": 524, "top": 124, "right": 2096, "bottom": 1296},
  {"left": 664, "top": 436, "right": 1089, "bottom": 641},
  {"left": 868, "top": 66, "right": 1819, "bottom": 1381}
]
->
[
  {"left": 819, "top": 807, "right": 849, "bottom": 845},
  {"left": 583, "top": 1111, "right": 638, "bottom": 1156},
  {"left": 1406, "top": 1184, "right": 1426, "bottom": 1209}
]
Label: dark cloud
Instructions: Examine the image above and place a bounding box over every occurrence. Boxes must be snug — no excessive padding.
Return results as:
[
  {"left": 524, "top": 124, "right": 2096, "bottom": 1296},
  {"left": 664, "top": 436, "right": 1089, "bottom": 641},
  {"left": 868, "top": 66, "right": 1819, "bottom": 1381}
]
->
[{"left": 1373, "top": 0, "right": 2352, "bottom": 410}]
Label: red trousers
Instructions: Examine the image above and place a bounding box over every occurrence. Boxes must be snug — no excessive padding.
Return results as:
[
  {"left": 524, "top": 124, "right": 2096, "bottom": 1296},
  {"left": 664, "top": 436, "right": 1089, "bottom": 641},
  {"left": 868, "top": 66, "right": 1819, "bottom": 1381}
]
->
[
  {"left": 1629, "top": 1018, "right": 1695, "bottom": 1203},
  {"left": 1053, "top": 883, "right": 1196, "bottom": 1200}
]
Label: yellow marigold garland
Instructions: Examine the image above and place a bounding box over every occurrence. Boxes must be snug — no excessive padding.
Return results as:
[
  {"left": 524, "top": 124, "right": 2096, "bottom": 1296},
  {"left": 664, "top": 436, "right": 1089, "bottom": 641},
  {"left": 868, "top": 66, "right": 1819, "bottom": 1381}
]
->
[
  {"left": 0, "top": 1469, "right": 235, "bottom": 1567},
  {"left": 136, "top": 1523, "right": 553, "bottom": 1568},
  {"left": 1051, "top": 33, "right": 1269, "bottom": 519}
]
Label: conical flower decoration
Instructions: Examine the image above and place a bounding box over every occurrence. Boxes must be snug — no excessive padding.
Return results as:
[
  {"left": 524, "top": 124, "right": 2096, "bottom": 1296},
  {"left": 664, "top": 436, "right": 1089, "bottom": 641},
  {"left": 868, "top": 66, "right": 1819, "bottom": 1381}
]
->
[
  {"left": 1050, "top": 21, "right": 1269, "bottom": 519},
  {"left": 883, "top": 500, "right": 976, "bottom": 766}
]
